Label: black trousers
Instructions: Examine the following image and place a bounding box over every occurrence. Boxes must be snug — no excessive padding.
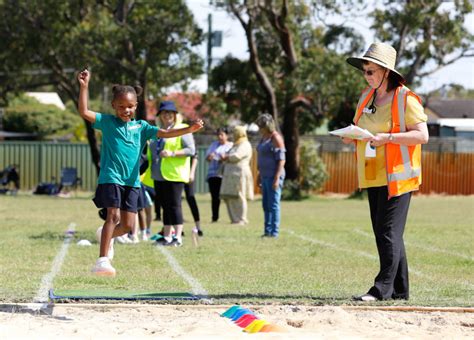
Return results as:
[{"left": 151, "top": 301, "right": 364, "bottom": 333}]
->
[
  {"left": 367, "top": 186, "right": 412, "bottom": 300},
  {"left": 208, "top": 177, "right": 222, "bottom": 222},
  {"left": 184, "top": 181, "right": 200, "bottom": 223},
  {"left": 153, "top": 180, "right": 163, "bottom": 220},
  {"left": 160, "top": 181, "right": 184, "bottom": 226}
]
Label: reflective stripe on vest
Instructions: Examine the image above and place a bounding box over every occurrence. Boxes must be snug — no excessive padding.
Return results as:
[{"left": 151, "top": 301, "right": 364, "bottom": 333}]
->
[
  {"left": 355, "top": 85, "right": 422, "bottom": 197},
  {"left": 354, "top": 87, "right": 374, "bottom": 124},
  {"left": 388, "top": 86, "right": 421, "bottom": 182}
]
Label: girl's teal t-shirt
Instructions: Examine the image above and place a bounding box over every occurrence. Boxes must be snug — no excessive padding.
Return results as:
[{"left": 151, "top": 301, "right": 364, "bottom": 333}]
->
[{"left": 93, "top": 113, "right": 159, "bottom": 187}]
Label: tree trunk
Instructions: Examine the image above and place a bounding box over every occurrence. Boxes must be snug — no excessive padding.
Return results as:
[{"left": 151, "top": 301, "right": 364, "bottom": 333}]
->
[
  {"left": 68, "top": 94, "right": 101, "bottom": 176},
  {"left": 84, "top": 120, "right": 101, "bottom": 176},
  {"left": 136, "top": 77, "right": 147, "bottom": 121},
  {"left": 282, "top": 105, "right": 299, "bottom": 181}
]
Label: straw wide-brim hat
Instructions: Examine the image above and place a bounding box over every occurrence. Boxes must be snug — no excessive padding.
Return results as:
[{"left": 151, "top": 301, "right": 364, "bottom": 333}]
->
[{"left": 346, "top": 42, "right": 405, "bottom": 82}]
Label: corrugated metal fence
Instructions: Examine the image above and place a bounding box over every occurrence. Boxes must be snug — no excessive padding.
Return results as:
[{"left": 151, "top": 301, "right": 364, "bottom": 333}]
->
[
  {"left": 1, "top": 140, "right": 473, "bottom": 195},
  {"left": 0, "top": 142, "right": 211, "bottom": 193}
]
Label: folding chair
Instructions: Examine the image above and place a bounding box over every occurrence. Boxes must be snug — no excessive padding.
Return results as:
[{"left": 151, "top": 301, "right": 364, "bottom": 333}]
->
[{"left": 58, "top": 167, "right": 81, "bottom": 195}]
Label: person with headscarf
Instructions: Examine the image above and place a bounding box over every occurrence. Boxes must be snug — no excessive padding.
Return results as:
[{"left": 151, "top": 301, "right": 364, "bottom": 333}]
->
[{"left": 219, "top": 126, "right": 254, "bottom": 225}]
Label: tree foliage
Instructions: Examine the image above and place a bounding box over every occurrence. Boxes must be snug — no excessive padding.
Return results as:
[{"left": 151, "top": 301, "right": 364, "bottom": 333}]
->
[
  {"left": 281, "top": 140, "right": 329, "bottom": 200},
  {"left": 0, "top": 0, "right": 203, "bottom": 173},
  {"left": 218, "top": 0, "right": 365, "bottom": 190},
  {"left": 4, "top": 95, "right": 81, "bottom": 139},
  {"left": 371, "top": 0, "right": 474, "bottom": 85}
]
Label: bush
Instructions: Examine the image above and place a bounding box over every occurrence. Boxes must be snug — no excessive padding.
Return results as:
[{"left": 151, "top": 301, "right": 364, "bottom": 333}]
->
[
  {"left": 4, "top": 95, "right": 81, "bottom": 139},
  {"left": 282, "top": 141, "right": 329, "bottom": 200}
]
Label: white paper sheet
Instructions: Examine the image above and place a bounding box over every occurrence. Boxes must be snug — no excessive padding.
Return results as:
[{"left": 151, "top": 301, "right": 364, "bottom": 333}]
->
[{"left": 329, "top": 124, "right": 374, "bottom": 140}]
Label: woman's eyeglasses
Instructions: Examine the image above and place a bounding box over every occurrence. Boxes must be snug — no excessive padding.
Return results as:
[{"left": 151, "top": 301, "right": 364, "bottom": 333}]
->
[{"left": 361, "top": 68, "right": 381, "bottom": 76}]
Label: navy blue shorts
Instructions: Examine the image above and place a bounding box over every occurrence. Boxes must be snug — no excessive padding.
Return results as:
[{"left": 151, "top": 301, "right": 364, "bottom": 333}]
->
[{"left": 93, "top": 184, "right": 139, "bottom": 213}]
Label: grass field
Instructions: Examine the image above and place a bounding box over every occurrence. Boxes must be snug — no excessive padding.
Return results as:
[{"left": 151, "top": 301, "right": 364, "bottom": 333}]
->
[{"left": 0, "top": 192, "right": 472, "bottom": 307}]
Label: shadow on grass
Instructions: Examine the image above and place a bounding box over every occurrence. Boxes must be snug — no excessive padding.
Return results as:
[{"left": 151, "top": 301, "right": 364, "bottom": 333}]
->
[{"left": 29, "top": 231, "right": 96, "bottom": 243}]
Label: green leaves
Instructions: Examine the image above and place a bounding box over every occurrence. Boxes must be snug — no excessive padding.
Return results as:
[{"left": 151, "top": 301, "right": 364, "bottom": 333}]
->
[
  {"left": 370, "top": 0, "right": 474, "bottom": 85},
  {"left": 4, "top": 95, "right": 81, "bottom": 139}
]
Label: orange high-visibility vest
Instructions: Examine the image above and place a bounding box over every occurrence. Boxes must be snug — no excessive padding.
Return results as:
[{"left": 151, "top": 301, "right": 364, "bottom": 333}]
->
[{"left": 354, "top": 86, "right": 423, "bottom": 198}]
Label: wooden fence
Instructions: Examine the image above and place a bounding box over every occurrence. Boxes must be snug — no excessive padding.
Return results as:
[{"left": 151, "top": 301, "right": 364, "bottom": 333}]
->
[{"left": 1, "top": 141, "right": 473, "bottom": 195}]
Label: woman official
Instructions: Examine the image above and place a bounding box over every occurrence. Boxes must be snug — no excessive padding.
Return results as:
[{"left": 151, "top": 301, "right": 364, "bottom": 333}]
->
[{"left": 342, "top": 43, "right": 429, "bottom": 301}]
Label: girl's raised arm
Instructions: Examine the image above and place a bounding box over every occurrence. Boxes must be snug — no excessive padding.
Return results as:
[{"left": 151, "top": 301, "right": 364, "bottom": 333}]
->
[
  {"left": 156, "top": 119, "right": 204, "bottom": 138},
  {"left": 77, "top": 69, "right": 96, "bottom": 123}
]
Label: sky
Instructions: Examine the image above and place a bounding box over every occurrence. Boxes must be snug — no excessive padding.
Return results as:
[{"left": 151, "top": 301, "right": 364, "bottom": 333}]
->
[{"left": 185, "top": 0, "right": 474, "bottom": 94}]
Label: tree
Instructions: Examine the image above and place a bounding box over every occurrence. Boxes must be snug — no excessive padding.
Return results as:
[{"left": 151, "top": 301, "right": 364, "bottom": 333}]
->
[
  {"left": 221, "top": 1, "right": 365, "bottom": 185},
  {"left": 0, "top": 0, "right": 203, "bottom": 174},
  {"left": 371, "top": 0, "right": 474, "bottom": 86},
  {"left": 4, "top": 95, "right": 81, "bottom": 139}
]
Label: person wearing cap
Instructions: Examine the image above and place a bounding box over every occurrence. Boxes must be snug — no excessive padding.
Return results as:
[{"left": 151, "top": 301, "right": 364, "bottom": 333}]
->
[
  {"left": 150, "top": 100, "right": 196, "bottom": 247},
  {"left": 342, "top": 43, "right": 429, "bottom": 301}
]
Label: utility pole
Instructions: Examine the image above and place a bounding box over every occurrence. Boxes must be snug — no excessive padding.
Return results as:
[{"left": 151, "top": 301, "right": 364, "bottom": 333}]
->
[
  {"left": 207, "top": 13, "right": 213, "bottom": 90},
  {"left": 207, "top": 1, "right": 223, "bottom": 91}
]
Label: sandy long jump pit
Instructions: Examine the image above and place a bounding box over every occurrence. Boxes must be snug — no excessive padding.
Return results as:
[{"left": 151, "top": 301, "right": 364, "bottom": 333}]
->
[{"left": 0, "top": 303, "right": 473, "bottom": 339}]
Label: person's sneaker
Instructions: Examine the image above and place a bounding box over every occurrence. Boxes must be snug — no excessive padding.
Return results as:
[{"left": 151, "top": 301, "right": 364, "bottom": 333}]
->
[
  {"left": 91, "top": 257, "right": 116, "bottom": 277},
  {"left": 197, "top": 228, "right": 203, "bottom": 237},
  {"left": 140, "top": 230, "right": 148, "bottom": 241},
  {"left": 96, "top": 226, "right": 114, "bottom": 260},
  {"left": 130, "top": 234, "right": 139, "bottom": 244},
  {"left": 352, "top": 293, "right": 378, "bottom": 302},
  {"left": 150, "top": 233, "right": 163, "bottom": 241},
  {"left": 165, "top": 239, "right": 182, "bottom": 247},
  {"left": 115, "top": 235, "right": 133, "bottom": 244},
  {"left": 154, "top": 238, "right": 172, "bottom": 246}
]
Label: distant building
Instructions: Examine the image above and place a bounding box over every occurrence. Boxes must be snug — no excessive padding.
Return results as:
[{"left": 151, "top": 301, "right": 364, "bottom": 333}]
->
[
  {"left": 425, "top": 99, "right": 474, "bottom": 138},
  {"left": 26, "top": 92, "right": 66, "bottom": 110}
]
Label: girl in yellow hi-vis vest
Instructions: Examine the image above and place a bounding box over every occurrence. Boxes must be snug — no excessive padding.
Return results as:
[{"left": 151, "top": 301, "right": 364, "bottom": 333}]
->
[
  {"left": 341, "top": 43, "right": 429, "bottom": 302},
  {"left": 150, "top": 101, "right": 195, "bottom": 247}
]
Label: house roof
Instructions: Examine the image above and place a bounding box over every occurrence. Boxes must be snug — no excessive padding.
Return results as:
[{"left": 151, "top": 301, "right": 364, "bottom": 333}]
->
[
  {"left": 26, "top": 92, "right": 66, "bottom": 110},
  {"left": 426, "top": 99, "right": 474, "bottom": 119},
  {"left": 145, "top": 92, "right": 204, "bottom": 122}
]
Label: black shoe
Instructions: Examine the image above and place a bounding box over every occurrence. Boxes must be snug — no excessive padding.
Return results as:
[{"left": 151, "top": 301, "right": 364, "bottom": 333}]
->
[
  {"left": 181, "top": 231, "right": 185, "bottom": 237},
  {"left": 164, "top": 239, "right": 182, "bottom": 247},
  {"left": 154, "top": 215, "right": 161, "bottom": 221},
  {"left": 197, "top": 229, "right": 203, "bottom": 237},
  {"left": 261, "top": 233, "right": 271, "bottom": 238},
  {"left": 154, "top": 238, "right": 169, "bottom": 246}
]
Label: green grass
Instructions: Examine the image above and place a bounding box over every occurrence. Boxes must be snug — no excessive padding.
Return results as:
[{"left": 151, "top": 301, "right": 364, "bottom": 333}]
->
[{"left": 0, "top": 193, "right": 472, "bottom": 306}]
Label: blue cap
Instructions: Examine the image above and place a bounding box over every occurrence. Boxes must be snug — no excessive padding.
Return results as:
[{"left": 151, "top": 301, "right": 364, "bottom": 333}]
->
[{"left": 158, "top": 100, "right": 178, "bottom": 113}]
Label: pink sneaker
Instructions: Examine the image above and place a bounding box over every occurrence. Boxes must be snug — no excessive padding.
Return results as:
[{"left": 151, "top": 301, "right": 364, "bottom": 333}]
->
[{"left": 91, "top": 257, "right": 116, "bottom": 277}]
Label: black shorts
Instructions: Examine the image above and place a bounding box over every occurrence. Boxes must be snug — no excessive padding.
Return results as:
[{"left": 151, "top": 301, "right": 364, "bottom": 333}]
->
[
  {"left": 137, "top": 184, "right": 148, "bottom": 211},
  {"left": 93, "top": 184, "right": 139, "bottom": 213}
]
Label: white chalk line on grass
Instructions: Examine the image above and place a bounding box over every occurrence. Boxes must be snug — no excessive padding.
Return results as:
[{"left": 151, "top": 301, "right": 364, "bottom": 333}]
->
[
  {"left": 353, "top": 228, "right": 474, "bottom": 262},
  {"left": 28, "top": 222, "right": 76, "bottom": 310},
  {"left": 284, "top": 229, "right": 425, "bottom": 278},
  {"left": 156, "top": 247, "right": 210, "bottom": 301}
]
